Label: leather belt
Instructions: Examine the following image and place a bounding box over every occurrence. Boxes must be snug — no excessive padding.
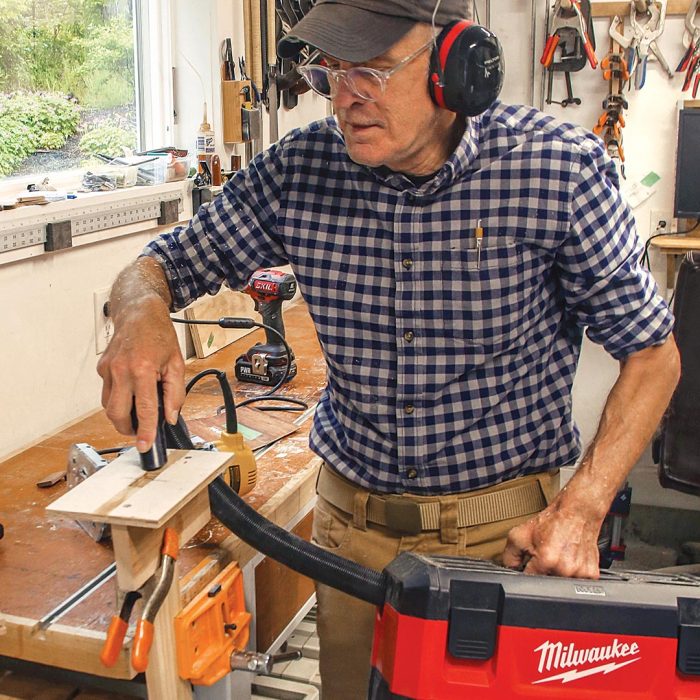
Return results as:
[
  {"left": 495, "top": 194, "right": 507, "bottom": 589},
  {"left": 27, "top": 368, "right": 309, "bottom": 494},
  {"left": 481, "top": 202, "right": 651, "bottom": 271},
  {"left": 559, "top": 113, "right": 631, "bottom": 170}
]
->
[{"left": 316, "top": 464, "right": 550, "bottom": 535}]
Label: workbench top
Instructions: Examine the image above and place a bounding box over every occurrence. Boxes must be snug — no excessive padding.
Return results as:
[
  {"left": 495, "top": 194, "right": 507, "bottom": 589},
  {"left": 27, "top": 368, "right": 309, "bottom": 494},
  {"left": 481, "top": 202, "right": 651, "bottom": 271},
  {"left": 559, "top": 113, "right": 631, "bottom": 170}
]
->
[{"left": 0, "top": 302, "right": 326, "bottom": 681}]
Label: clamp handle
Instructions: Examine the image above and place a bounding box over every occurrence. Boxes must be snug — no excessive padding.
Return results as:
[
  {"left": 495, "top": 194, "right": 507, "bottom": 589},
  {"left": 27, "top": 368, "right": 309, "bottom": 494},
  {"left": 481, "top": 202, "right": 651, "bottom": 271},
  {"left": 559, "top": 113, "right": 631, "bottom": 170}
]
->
[
  {"left": 131, "top": 620, "right": 155, "bottom": 673},
  {"left": 130, "top": 528, "right": 179, "bottom": 673},
  {"left": 583, "top": 35, "right": 598, "bottom": 68},
  {"left": 100, "top": 616, "right": 128, "bottom": 668},
  {"left": 677, "top": 41, "right": 695, "bottom": 73},
  {"left": 541, "top": 34, "right": 560, "bottom": 67},
  {"left": 100, "top": 589, "right": 142, "bottom": 668}
]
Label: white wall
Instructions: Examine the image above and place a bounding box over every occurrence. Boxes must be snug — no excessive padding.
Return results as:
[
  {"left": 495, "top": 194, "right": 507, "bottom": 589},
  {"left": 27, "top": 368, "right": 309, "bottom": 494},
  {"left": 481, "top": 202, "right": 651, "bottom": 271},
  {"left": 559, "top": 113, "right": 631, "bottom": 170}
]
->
[
  {"left": 170, "top": 0, "right": 329, "bottom": 162},
  {"left": 0, "top": 228, "right": 173, "bottom": 459}
]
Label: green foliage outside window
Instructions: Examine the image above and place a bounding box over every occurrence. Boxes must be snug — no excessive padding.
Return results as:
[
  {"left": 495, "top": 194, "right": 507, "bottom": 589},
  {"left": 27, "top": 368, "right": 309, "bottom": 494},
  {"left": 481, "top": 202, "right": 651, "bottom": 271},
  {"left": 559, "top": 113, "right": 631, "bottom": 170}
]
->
[
  {"left": 0, "top": 92, "right": 81, "bottom": 176},
  {"left": 0, "top": 0, "right": 136, "bottom": 179},
  {"left": 79, "top": 122, "right": 136, "bottom": 157}
]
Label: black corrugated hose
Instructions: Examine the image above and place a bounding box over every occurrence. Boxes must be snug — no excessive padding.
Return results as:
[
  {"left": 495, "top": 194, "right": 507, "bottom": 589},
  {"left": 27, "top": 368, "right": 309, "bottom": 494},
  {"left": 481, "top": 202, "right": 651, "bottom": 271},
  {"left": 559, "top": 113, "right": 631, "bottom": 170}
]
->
[{"left": 165, "top": 413, "right": 387, "bottom": 607}]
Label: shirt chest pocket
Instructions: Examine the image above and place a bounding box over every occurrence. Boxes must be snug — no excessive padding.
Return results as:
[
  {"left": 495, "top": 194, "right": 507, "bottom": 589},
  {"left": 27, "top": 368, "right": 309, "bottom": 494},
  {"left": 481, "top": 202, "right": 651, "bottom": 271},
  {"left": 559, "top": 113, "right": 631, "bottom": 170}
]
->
[{"left": 440, "top": 235, "right": 525, "bottom": 351}]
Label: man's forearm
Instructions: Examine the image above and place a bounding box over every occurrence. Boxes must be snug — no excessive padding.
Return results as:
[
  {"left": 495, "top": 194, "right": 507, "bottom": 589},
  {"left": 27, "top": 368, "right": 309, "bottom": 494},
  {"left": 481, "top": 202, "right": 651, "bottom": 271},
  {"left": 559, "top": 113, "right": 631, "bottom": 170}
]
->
[
  {"left": 109, "top": 256, "right": 173, "bottom": 326},
  {"left": 558, "top": 335, "right": 681, "bottom": 520}
]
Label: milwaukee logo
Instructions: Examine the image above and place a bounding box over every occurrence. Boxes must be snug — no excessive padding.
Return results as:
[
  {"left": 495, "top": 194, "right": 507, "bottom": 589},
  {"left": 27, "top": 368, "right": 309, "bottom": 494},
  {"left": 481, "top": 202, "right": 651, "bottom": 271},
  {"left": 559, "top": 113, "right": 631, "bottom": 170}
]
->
[{"left": 533, "top": 638, "right": 641, "bottom": 685}]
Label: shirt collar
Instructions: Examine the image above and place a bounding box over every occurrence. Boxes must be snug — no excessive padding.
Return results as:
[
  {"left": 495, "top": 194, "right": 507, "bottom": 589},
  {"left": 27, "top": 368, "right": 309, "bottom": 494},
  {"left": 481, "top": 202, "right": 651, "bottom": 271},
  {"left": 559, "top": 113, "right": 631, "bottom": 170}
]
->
[{"left": 330, "top": 103, "right": 494, "bottom": 194}]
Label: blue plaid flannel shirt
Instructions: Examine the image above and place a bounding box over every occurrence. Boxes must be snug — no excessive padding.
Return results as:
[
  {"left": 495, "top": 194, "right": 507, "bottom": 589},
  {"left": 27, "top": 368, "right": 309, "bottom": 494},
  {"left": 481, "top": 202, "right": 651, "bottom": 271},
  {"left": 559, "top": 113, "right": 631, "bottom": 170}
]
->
[{"left": 144, "top": 102, "right": 673, "bottom": 495}]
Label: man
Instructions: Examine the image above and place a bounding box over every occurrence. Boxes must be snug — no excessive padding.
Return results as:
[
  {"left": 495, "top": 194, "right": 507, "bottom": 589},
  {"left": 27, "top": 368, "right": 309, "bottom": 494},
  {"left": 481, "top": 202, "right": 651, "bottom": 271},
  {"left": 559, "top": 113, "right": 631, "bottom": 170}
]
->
[{"left": 97, "top": 1, "right": 680, "bottom": 697}]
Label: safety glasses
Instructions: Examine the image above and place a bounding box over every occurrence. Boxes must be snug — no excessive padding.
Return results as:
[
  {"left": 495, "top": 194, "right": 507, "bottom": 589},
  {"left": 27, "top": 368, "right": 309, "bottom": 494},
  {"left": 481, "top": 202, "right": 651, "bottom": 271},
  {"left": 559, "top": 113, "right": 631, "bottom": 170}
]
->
[{"left": 297, "top": 38, "right": 433, "bottom": 102}]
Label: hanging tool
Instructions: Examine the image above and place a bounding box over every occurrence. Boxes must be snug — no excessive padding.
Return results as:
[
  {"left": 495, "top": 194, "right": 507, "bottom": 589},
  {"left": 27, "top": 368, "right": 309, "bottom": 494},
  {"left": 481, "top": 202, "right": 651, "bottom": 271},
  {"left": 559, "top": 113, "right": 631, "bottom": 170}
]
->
[
  {"left": 609, "top": 14, "right": 632, "bottom": 49},
  {"left": 276, "top": 0, "right": 314, "bottom": 108},
  {"left": 267, "top": 0, "right": 279, "bottom": 143},
  {"left": 628, "top": 0, "right": 673, "bottom": 89},
  {"left": 677, "top": 0, "right": 700, "bottom": 97},
  {"left": 541, "top": 0, "right": 597, "bottom": 69},
  {"left": 235, "top": 269, "right": 298, "bottom": 386},
  {"left": 601, "top": 16, "right": 630, "bottom": 176},
  {"left": 542, "top": 0, "right": 597, "bottom": 107},
  {"left": 100, "top": 528, "right": 179, "bottom": 671},
  {"left": 221, "top": 38, "right": 236, "bottom": 80}
]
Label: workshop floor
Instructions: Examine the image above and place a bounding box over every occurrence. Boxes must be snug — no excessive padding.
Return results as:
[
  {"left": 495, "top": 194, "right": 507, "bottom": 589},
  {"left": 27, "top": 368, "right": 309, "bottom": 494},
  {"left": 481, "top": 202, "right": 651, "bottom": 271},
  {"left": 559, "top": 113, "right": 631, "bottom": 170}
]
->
[{"left": 258, "top": 606, "right": 322, "bottom": 699}]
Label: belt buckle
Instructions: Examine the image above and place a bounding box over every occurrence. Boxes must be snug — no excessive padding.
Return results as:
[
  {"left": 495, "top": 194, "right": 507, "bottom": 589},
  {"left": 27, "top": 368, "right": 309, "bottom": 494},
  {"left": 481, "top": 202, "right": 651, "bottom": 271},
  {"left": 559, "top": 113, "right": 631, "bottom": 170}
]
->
[{"left": 384, "top": 498, "right": 422, "bottom": 535}]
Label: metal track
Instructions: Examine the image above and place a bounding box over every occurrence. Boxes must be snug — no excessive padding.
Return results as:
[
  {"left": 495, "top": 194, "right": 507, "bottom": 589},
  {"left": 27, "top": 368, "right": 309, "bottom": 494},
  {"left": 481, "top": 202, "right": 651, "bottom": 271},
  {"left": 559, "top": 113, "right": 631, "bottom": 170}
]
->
[
  {"left": 0, "top": 189, "right": 184, "bottom": 256},
  {"left": 34, "top": 563, "right": 116, "bottom": 632}
]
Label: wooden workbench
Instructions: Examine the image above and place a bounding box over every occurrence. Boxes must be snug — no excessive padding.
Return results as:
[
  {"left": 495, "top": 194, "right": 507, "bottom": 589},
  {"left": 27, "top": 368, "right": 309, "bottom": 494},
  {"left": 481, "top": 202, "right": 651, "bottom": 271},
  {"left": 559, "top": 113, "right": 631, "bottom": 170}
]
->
[
  {"left": 650, "top": 233, "right": 700, "bottom": 289},
  {"left": 0, "top": 302, "right": 326, "bottom": 697}
]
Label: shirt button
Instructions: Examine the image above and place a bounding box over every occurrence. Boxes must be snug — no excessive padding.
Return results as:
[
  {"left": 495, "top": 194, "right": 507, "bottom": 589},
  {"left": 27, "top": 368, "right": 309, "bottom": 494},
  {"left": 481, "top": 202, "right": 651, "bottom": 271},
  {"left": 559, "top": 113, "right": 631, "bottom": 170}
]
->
[
  {"left": 404, "top": 404, "right": 415, "bottom": 414},
  {"left": 402, "top": 258, "right": 413, "bottom": 270},
  {"left": 403, "top": 330, "right": 415, "bottom": 343},
  {"left": 407, "top": 468, "right": 418, "bottom": 480}
]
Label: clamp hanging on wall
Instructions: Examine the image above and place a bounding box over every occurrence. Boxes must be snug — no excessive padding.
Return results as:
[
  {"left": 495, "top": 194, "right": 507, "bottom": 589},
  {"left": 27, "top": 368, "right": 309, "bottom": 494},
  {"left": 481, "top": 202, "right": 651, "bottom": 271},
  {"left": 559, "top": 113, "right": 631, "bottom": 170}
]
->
[
  {"left": 593, "top": 18, "right": 631, "bottom": 177},
  {"left": 677, "top": 0, "right": 700, "bottom": 97},
  {"left": 610, "top": 0, "right": 673, "bottom": 90},
  {"left": 541, "top": 0, "right": 598, "bottom": 107}
]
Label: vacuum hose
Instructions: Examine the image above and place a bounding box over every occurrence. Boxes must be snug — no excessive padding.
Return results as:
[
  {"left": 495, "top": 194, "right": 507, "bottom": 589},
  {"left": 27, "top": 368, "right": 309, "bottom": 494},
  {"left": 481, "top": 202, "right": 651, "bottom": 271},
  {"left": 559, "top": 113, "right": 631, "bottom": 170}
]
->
[
  {"left": 209, "top": 477, "right": 387, "bottom": 606},
  {"left": 165, "top": 415, "right": 387, "bottom": 606}
]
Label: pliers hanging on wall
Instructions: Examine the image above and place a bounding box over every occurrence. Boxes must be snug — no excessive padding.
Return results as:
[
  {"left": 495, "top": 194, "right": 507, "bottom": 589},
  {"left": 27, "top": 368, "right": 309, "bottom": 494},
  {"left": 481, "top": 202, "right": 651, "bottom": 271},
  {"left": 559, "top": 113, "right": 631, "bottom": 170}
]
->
[
  {"left": 541, "top": 0, "right": 598, "bottom": 69},
  {"left": 628, "top": 0, "right": 673, "bottom": 89},
  {"left": 100, "top": 528, "right": 180, "bottom": 672},
  {"left": 677, "top": 0, "right": 700, "bottom": 97}
]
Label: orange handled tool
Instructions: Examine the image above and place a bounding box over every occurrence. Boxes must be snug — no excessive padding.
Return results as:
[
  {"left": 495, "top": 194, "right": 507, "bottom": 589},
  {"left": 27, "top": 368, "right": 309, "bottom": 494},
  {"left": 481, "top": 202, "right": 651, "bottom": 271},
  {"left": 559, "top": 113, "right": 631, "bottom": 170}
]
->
[
  {"left": 540, "top": 34, "right": 560, "bottom": 67},
  {"left": 131, "top": 528, "right": 180, "bottom": 673},
  {"left": 100, "top": 591, "right": 142, "bottom": 668}
]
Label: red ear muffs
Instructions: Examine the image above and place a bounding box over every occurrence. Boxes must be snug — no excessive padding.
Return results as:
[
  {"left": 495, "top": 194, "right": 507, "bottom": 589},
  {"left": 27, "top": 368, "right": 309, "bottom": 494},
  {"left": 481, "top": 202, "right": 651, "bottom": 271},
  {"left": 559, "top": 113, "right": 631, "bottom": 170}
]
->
[{"left": 429, "top": 20, "right": 504, "bottom": 117}]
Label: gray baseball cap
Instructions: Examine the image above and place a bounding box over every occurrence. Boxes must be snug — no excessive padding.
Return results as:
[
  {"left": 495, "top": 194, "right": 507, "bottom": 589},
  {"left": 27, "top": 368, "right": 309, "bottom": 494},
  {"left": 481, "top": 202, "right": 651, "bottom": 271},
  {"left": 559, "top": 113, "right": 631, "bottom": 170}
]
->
[{"left": 278, "top": 0, "right": 470, "bottom": 63}]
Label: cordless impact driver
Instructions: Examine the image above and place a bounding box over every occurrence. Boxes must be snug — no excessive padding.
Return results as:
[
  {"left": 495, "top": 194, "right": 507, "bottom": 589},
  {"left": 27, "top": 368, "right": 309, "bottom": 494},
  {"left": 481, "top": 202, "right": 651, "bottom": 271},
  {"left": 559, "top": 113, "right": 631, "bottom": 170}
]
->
[{"left": 235, "top": 269, "right": 298, "bottom": 386}]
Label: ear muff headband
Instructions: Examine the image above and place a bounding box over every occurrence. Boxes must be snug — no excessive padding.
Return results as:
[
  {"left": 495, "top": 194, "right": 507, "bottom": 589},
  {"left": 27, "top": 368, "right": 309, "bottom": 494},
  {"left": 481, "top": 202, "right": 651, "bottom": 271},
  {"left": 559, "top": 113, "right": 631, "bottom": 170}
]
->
[{"left": 431, "top": 19, "right": 473, "bottom": 110}]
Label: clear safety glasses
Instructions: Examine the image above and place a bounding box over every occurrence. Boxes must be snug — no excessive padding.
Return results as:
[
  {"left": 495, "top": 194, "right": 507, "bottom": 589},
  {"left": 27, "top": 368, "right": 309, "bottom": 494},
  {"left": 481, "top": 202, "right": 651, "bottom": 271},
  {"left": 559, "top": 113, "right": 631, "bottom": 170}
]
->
[{"left": 297, "top": 38, "right": 433, "bottom": 102}]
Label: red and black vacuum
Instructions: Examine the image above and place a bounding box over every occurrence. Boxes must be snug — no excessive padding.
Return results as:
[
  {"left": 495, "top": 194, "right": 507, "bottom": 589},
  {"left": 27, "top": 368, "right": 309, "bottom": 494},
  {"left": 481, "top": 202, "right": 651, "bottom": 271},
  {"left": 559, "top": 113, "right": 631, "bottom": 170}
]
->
[{"left": 368, "top": 554, "right": 700, "bottom": 698}]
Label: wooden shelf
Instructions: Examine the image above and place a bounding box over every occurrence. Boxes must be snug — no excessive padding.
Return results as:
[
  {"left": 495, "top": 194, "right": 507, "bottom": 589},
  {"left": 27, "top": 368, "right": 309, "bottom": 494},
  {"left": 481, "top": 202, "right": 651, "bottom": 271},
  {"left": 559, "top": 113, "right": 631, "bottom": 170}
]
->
[
  {"left": 650, "top": 234, "right": 700, "bottom": 250},
  {"left": 591, "top": 0, "right": 692, "bottom": 17}
]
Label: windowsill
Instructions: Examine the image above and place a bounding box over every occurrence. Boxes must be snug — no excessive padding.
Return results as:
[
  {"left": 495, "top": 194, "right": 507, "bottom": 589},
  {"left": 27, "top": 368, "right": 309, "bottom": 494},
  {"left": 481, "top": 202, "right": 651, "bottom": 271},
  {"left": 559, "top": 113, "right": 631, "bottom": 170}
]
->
[
  {"left": 0, "top": 168, "right": 87, "bottom": 201},
  {"left": 0, "top": 179, "right": 193, "bottom": 267}
]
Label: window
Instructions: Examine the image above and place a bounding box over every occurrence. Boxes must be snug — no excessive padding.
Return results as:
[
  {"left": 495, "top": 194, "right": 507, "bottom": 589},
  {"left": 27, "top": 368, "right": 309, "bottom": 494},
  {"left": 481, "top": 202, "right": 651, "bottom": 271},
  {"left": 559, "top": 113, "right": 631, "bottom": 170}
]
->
[{"left": 0, "top": 0, "right": 146, "bottom": 184}]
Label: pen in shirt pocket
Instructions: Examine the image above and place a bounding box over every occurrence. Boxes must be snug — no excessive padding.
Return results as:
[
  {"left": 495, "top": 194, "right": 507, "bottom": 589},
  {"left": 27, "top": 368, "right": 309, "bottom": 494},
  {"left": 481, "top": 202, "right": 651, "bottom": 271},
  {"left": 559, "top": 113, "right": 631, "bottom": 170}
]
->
[{"left": 474, "top": 219, "right": 484, "bottom": 269}]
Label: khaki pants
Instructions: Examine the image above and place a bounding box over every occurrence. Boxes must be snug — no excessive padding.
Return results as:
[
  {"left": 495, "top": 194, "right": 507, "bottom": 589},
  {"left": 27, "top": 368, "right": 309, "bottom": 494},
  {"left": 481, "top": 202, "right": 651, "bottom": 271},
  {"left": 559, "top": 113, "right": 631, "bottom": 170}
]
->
[{"left": 311, "top": 468, "right": 560, "bottom": 700}]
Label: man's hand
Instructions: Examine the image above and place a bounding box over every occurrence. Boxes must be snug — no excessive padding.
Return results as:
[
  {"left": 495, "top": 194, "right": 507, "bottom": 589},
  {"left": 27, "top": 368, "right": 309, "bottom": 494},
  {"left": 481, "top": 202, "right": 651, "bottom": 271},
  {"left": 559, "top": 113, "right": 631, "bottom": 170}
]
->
[
  {"left": 502, "top": 500, "right": 602, "bottom": 579},
  {"left": 502, "top": 335, "right": 680, "bottom": 581},
  {"left": 96, "top": 257, "right": 185, "bottom": 452}
]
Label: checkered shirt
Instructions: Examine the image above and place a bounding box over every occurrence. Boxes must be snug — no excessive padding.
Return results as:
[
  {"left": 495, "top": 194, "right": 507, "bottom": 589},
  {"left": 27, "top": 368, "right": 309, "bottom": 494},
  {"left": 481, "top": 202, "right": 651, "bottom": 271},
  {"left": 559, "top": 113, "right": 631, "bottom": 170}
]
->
[{"left": 144, "top": 101, "right": 673, "bottom": 495}]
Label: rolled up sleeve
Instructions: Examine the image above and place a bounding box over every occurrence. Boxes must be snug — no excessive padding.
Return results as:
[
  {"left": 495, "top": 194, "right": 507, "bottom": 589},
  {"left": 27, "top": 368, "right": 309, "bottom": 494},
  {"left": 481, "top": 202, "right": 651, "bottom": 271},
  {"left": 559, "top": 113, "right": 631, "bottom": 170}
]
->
[{"left": 555, "top": 139, "right": 674, "bottom": 360}]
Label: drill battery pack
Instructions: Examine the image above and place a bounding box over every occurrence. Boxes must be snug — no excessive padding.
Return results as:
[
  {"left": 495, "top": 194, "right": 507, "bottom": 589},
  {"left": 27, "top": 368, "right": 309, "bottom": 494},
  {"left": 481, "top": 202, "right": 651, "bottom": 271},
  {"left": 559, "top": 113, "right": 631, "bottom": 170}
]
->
[
  {"left": 370, "top": 553, "right": 700, "bottom": 699},
  {"left": 234, "top": 345, "right": 297, "bottom": 386}
]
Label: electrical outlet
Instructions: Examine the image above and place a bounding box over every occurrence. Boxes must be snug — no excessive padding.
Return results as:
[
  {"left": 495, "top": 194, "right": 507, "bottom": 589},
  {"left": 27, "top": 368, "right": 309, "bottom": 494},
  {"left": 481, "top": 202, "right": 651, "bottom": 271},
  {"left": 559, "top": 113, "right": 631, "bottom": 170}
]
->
[
  {"left": 93, "top": 287, "right": 113, "bottom": 355},
  {"left": 651, "top": 209, "right": 674, "bottom": 234}
]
